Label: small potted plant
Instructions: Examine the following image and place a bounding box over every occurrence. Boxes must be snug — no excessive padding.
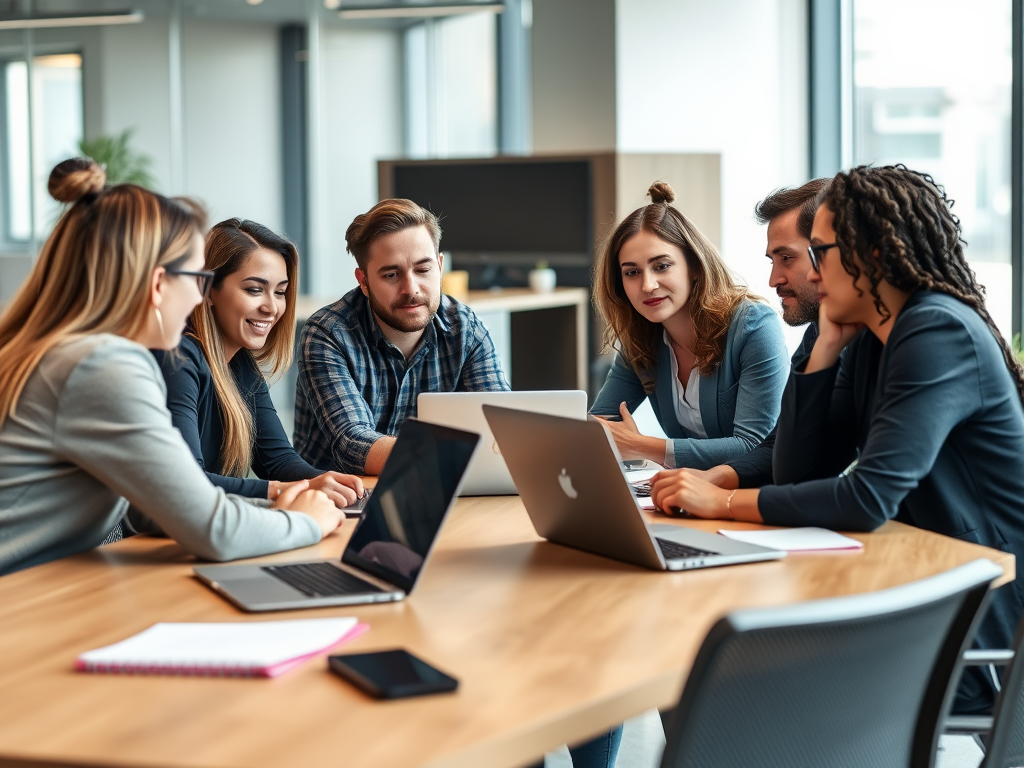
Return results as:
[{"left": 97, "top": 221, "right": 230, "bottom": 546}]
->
[{"left": 528, "top": 259, "right": 557, "bottom": 293}]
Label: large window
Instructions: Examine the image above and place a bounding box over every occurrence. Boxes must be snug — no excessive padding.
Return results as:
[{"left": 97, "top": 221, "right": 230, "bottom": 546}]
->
[
  {"left": 851, "top": 0, "right": 1013, "bottom": 338},
  {"left": 3, "top": 52, "right": 83, "bottom": 244}
]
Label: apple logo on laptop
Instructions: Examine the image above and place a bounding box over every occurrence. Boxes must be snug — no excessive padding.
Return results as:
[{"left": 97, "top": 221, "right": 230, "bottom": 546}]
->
[{"left": 558, "top": 468, "right": 578, "bottom": 499}]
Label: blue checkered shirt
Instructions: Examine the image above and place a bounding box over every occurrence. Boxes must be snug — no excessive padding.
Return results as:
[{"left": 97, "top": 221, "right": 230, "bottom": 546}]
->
[{"left": 294, "top": 288, "right": 510, "bottom": 474}]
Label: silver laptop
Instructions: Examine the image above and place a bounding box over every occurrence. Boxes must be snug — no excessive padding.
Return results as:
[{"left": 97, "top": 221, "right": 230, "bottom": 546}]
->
[
  {"left": 417, "top": 390, "right": 587, "bottom": 495},
  {"left": 193, "top": 419, "right": 480, "bottom": 612},
  {"left": 482, "top": 405, "right": 786, "bottom": 571}
]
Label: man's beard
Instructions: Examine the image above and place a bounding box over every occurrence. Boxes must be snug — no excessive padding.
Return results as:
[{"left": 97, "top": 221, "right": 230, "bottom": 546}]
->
[
  {"left": 778, "top": 286, "right": 820, "bottom": 326},
  {"left": 367, "top": 285, "right": 440, "bottom": 333}
]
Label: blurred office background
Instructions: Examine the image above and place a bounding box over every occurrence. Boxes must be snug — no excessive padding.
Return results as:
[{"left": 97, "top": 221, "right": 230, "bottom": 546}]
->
[{"left": 0, "top": 0, "right": 1015, "bottom": 347}]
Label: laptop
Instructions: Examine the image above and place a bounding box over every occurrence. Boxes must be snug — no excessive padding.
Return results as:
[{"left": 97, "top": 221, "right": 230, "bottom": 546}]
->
[
  {"left": 193, "top": 419, "right": 480, "bottom": 612},
  {"left": 482, "top": 405, "right": 785, "bottom": 571},
  {"left": 417, "top": 390, "right": 587, "bottom": 495}
]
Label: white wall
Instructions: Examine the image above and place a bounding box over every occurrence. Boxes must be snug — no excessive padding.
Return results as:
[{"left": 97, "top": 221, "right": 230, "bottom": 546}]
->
[
  {"left": 532, "top": 0, "right": 616, "bottom": 152},
  {"left": 615, "top": 0, "right": 809, "bottom": 349},
  {"left": 318, "top": 26, "right": 404, "bottom": 299},
  {"left": 182, "top": 20, "right": 282, "bottom": 231}
]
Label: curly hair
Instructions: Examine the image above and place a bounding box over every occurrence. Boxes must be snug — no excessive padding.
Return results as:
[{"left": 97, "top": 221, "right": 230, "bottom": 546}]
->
[
  {"left": 822, "top": 164, "right": 1024, "bottom": 404},
  {"left": 594, "top": 181, "right": 757, "bottom": 393}
]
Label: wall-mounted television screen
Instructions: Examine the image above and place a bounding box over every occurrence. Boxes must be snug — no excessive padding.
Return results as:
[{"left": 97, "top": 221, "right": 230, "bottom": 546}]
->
[{"left": 390, "top": 160, "right": 593, "bottom": 258}]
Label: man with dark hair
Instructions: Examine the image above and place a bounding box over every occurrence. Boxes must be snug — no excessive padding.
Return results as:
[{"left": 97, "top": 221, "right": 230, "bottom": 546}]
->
[
  {"left": 695, "top": 178, "right": 828, "bottom": 489},
  {"left": 294, "top": 198, "right": 508, "bottom": 475}
]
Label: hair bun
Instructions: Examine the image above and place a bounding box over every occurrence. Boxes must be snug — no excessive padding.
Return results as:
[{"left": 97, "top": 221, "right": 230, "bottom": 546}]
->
[
  {"left": 48, "top": 157, "right": 106, "bottom": 204},
  {"left": 648, "top": 181, "right": 676, "bottom": 205}
]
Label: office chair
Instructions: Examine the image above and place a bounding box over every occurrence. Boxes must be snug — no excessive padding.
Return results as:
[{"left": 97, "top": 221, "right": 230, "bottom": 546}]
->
[
  {"left": 944, "top": 615, "right": 1024, "bottom": 768},
  {"left": 659, "top": 559, "right": 1003, "bottom": 768}
]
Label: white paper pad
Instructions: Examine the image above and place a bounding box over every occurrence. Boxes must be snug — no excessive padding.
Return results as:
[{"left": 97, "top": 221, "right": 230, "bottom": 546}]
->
[
  {"left": 77, "top": 617, "right": 361, "bottom": 677},
  {"left": 718, "top": 527, "right": 863, "bottom": 552}
]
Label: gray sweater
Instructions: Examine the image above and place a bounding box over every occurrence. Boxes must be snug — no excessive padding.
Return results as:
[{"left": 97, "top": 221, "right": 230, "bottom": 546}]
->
[{"left": 0, "top": 334, "right": 322, "bottom": 575}]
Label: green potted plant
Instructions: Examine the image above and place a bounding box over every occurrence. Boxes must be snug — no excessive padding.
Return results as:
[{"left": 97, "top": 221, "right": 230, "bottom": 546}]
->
[{"left": 78, "top": 128, "right": 155, "bottom": 188}]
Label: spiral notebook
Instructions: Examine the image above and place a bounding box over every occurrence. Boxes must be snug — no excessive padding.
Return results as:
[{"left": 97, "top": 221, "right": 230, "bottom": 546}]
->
[{"left": 75, "top": 617, "right": 367, "bottom": 678}]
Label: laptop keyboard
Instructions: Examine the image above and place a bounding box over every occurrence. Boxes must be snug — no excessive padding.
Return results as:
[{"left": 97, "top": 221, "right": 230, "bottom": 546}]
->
[
  {"left": 655, "top": 538, "right": 718, "bottom": 560},
  {"left": 345, "top": 488, "right": 373, "bottom": 515},
  {"left": 263, "top": 562, "right": 385, "bottom": 597}
]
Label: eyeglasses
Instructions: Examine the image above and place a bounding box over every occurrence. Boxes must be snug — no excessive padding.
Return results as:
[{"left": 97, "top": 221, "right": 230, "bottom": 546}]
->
[
  {"left": 166, "top": 267, "right": 216, "bottom": 298},
  {"left": 807, "top": 243, "right": 838, "bottom": 273}
]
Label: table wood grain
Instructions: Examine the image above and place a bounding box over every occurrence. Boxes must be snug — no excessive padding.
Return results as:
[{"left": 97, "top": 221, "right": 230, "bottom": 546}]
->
[{"left": 0, "top": 497, "right": 1013, "bottom": 768}]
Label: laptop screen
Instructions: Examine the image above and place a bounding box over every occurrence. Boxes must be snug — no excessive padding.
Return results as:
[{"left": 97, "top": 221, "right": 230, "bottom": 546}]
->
[{"left": 341, "top": 419, "right": 479, "bottom": 592}]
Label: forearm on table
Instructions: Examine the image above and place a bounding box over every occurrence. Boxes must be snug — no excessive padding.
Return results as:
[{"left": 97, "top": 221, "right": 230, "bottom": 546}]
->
[{"left": 363, "top": 436, "right": 397, "bottom": 476}]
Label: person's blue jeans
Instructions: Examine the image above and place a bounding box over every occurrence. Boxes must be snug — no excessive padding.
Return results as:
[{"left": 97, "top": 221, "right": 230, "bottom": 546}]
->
[{"left": 528, "top": 725, "right": 623, "bottom": 768}]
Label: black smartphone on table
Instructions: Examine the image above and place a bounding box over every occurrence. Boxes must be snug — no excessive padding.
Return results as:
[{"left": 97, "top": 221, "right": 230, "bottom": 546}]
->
[{"left": 329, "top": 649, "right": 459, "bottom": 699}]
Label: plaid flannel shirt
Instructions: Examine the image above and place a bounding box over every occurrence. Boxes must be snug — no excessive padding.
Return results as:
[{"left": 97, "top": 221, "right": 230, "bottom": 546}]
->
[{"left": 294, "top": 288, "right": 509, "bottom": 474}]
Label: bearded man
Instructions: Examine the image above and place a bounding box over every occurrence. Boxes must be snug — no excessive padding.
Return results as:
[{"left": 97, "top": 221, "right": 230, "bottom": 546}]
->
[{"left": 295, "top": 198, "right": 508, "bottom": 475}]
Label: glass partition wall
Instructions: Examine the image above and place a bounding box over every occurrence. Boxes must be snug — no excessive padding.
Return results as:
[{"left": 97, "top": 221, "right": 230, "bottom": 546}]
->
[{"left": 851, "top": 0, "right": 1013, "bottom": 339}]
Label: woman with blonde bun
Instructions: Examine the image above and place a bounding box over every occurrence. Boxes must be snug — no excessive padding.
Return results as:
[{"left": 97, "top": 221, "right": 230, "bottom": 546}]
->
[
  {"left": 0, "top": 158, "right": 344, "bottom": 575},
  {"left": 591, "top": 181, "right": 788, "bottom": 470}
]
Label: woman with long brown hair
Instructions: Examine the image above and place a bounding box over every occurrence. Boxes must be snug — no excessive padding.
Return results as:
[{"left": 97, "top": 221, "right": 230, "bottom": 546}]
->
[
  {"left": 0, "top": 158, "right": 343, "bottom": 575},
  {"left": 156, "top": 219, "right": 363, "bottom": 508},
  {"left": 591, "top": 181, "right": 788, "bottom": 469}
]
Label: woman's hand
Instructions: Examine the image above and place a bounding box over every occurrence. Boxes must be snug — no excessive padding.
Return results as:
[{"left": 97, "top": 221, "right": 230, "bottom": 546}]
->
[
  {"left": 592, "top": 402, "right": 666, "bottom": 462},
  {"left": 306, "top": 472, "right": 364, "bottom": 508},
  {"left": 649, "top": 469, "right": 732, "bottom": 519},
  {"left": 270, "top": 474, "right": 364, "bottom": 510},
  {"left": 270, "top": 480, "right": 346, "bottom": 538},
  {"left": 806, "top": 304, "right": 863, "bottom": 373}
]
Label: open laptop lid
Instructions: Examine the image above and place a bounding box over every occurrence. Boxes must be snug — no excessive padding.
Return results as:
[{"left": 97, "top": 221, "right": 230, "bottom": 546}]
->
[
  {"left": 417, "top": 391, "right": 588, "bottom": 495},
  {"left": 482, "top": 404, "right": 667, "bottom": 570},
  {"left": 341, "top": 419, "right": 479, "bottom": 593}
]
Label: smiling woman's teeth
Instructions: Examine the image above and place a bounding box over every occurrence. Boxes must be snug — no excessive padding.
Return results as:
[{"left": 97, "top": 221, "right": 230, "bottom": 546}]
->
[{"left": 247, "top": 320, "right": 271, "bottom": 332}]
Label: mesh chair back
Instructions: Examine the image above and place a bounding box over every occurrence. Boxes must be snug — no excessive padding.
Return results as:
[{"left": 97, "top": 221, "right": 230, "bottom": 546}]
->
[
  {"left": 661, "top": 559, "right": 1003, "bottom": 768},
  {"left": 983, "top": 617, "right": 1024, "bottom": 768}
]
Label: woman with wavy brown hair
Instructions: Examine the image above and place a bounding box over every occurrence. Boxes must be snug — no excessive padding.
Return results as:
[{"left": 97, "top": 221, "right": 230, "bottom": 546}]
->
[
  {"left": 590, "top": 181, "right": 788, "bottom": 469},
  {"left": 0, "top": 159, "right": 344, "bottom": 576},
  {"left": 650, "top": 164, "right": 1024, "bottom": 714},
  {"left": 155, "top": 219, "right": 363, "bottom": 508}
]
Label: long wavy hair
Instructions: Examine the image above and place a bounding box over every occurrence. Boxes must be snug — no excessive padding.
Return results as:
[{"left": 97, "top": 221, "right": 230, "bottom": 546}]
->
[
  {"left": 594, "top": 181, "right": 757, "bottom": 392},
  {"left": 187, "top": 219, "right": 299, "bottom": 477},
  {"left": 822, "top": 164, "right": 1024, "bottom": 404},
  {"left": 0, "top": 157, "right": 205, "bottom": 426}
]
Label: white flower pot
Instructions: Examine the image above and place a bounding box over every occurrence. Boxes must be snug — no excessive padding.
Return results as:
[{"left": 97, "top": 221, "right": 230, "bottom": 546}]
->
[{"left": 528, "top": 268, "right": 557, "bottom": 293}]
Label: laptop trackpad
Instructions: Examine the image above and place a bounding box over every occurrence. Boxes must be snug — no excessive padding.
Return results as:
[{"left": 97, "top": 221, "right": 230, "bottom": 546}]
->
[{"left": 219, "top": 576, "right": 305, "bottom": 603}]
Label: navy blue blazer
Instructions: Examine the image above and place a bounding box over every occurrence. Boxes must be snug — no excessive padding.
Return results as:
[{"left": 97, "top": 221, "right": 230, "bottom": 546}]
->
[
  {"left": 591, "top": 300, "right": 789, "bottom": 469},
  {"left": 762, "top": 290, "right": 1024, "bottom": 713}
]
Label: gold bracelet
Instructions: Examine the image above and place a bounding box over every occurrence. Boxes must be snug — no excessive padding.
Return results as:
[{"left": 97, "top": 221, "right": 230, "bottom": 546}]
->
[{"left": 726, "top": 490, "right": 737, "bottom": 520}]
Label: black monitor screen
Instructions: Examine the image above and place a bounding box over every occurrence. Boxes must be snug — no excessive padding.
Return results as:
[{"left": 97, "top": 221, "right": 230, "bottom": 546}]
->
[
  {"left": 342, "top": 419, "right": 479, "bottom": 593},
  {"left": 392, "top": 161, "right": 592, "bottom": 255}
]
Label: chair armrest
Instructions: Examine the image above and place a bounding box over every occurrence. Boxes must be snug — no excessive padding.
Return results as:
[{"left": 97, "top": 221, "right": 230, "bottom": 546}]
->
[
  {"left": 944, "top": 715, "right": 993, "bottom": 735},
  {"left": 962, "top": 649, "right": 1015, "bottom": 665}
]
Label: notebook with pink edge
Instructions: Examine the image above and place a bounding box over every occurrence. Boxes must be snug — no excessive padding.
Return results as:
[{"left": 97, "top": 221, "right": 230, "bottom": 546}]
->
[{"left": 75, "top": 617, "right": 368, "bottom": 678}]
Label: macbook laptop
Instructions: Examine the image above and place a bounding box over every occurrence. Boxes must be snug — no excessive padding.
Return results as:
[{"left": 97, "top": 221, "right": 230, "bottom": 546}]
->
[
  {"left": 193, "top": 419, "right": 480, "bottom": 612},
  {"left": 417, "top": 390, "right": 587, "bottom": 495},
  {"left": 482, "top": 405, "right": 785, "bottom": 571}
]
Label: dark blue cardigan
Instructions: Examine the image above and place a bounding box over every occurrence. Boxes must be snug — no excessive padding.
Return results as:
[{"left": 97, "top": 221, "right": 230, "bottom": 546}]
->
[
  {"left": 762, "top": 290, "right": 1024, "bottom": 713},
  {"left": 154, "top": 336, "right": 320, "bottom": 498}
]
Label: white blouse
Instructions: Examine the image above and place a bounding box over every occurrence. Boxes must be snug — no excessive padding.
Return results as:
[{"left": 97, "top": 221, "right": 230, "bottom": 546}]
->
[{"left": 664, "top": 331, "right": 706, "bottom": 467}]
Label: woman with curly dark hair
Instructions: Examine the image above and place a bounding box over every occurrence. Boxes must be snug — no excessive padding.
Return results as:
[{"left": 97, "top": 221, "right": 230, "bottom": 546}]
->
[{"left": 650, "top": 164, "right": 1024, "bottom": 714}]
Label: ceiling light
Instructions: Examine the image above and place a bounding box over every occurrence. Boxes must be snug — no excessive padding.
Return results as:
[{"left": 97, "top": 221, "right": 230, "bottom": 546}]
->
[
  {"left": 324, "top": 0, "right": 342, "bottom": 8},
  {"left": 338, "top": 2, "right": 504, "bottom": 20},
  {"left": 0, "top": 10, "right": 143, "bottom": 29}
]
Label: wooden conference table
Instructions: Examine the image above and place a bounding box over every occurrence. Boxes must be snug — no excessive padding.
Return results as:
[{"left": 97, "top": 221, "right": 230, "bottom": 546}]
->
[{"left": 0, "top": 496, "right": 1014, "bottom": 768}]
